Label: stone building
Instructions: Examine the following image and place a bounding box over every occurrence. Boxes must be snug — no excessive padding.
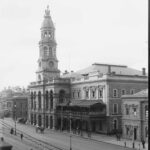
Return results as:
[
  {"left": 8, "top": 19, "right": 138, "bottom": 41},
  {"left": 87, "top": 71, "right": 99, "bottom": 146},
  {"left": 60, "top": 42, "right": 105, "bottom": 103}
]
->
[
  {"left": 28, "top": 6, "right": 148, "bottom": 134},
  {"left": 0, "top": 96, "right": 28, "bottom": 120},
  {"left": 122, "top": 89, "right": 148, "bottom": 141}
]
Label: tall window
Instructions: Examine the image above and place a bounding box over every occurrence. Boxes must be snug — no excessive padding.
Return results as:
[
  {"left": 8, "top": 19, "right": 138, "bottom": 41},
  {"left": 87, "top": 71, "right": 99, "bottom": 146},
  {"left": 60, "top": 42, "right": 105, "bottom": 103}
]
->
[
  {"left": 43, "top": 46, "right": 49, "bottom": 56},
  {"left": 50, "top": 90, "right": 53, "bottom": 109},
  {"left": 133, "top": 107, "right": 137, "bottom": 116},
  {"left": 92, "top": 90, "right": 95, "bottom": 98},
  {"left": 99, "top": 89, "right": 103, "bottom": 98},
  {"left": 77, "top": 91, "right": 80, "bottom": 98},
  {"left": 126, "top": 107, "right": 129, "bottom": 115},
  {"left": 130, "top": 89, "right": 135, "bottom": 95},
  {"left": 113, "top": 89, "right": 118, "bottom": 97},
  {"left": 113, "top": 103, "right": 118, "bottom": 114},
  {"left": 85, "top": 90, "right": 89, "bottom": 98},
  {"left": 45, "top": 91, "right": 49, "bottom": 110},
  {"left": 59, "top": 90, "right": 65, "bottom": 103},
  {"left": 121, "top": 89, "right": 126, "bottom": 95},
  {"left": 49, "top": 47, "right": 52, "bottom": 56},
  {"left": 31, "top": 92, "right": 33, "bottom": 109},
  {"left": 126, "top": 126, "right": 129, "bottom": 135},
  {"left": 38, "top": 91, "right": 41, "bottom": 109},
  {"left": 113, "top": 119, "right": 118, "bottom": 130}
]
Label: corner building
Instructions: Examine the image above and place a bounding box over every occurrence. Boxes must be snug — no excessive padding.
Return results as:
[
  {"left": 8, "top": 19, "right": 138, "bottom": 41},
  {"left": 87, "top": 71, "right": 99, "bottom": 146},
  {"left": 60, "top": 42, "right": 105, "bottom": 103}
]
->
[{"left": 28, "top": 6, "right": 148, "bottom": 134}]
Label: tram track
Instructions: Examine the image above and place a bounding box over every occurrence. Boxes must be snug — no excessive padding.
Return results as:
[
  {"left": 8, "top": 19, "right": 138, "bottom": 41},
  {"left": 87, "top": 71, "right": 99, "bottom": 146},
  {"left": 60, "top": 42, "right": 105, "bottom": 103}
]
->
[{"left": 0, "top": 119, "right": 68, "bottom": 150}]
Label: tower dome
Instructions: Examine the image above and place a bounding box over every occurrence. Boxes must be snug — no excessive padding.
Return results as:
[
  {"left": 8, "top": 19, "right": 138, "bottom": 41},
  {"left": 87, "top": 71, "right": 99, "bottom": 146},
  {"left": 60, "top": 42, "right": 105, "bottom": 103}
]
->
[{"left": 41, "top": 5, "right": 54, "bottom": 29}]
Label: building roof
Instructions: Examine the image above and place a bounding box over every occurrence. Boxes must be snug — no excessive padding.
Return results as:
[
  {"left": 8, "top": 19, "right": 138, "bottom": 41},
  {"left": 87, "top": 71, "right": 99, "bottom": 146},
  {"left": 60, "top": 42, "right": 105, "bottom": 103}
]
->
[
  {"left": 122, "top": 89, "right": 148, "bottom": 98},
  {"left": 62, "top": 63, "right": 146, "bottom": 78}
]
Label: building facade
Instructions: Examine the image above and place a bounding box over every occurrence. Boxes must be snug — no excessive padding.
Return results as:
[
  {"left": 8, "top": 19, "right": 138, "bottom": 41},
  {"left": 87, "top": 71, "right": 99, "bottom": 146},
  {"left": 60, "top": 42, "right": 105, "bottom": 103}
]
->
[
  {"left": 0, "top": 96, "right": 28, "bottom": 120},
  {"left": 122, "top": 89, "right": 148, "bottom": 141},
  {"left": 28, "top": 6, "right": 148, "bottom": 134}
]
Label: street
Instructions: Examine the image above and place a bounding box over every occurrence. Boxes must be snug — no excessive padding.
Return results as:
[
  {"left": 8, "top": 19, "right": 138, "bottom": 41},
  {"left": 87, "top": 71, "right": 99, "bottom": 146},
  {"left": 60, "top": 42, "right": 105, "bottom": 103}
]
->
[{"left": 0, "top": 118, "right": 134, "bottom": 150}]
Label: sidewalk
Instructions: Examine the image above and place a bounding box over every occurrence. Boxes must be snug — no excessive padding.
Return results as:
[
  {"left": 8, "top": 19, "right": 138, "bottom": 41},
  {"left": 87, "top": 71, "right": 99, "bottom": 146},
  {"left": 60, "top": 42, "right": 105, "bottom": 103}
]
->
[{"left": 45, "top": 128, "right": 148, "bottom": 150}]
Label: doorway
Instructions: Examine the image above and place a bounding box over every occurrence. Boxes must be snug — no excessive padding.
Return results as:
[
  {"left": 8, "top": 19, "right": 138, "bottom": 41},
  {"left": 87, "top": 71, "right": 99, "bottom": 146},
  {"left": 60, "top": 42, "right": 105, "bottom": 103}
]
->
[{"left": 134, "top": 128, "right": 137, "bottom": 140}]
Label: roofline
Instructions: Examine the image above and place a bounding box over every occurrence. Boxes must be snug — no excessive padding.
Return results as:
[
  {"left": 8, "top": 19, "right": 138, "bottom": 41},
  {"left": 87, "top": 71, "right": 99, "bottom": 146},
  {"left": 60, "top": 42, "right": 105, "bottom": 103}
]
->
[{"left": 92, "top": 63, "right": 127, "bottom": 68}]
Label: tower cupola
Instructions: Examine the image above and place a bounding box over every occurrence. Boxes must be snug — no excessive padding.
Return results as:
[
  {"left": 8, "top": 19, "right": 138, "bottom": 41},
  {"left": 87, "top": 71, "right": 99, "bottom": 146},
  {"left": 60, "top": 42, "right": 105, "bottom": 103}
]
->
[{"left": 41, "top": 5, "right": 54, "bottom": 29}]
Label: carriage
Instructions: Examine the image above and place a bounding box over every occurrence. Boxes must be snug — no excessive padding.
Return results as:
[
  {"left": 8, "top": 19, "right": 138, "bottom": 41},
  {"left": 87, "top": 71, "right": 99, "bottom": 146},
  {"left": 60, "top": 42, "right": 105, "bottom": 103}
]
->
[{"left": 35, "top": 125, "right": 45, "bottom": 133}]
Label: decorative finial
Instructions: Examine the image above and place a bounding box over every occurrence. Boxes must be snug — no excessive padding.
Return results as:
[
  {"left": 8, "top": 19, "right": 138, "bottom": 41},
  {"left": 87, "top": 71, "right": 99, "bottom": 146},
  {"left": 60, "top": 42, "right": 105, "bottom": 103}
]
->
[{"left": 45, "top": 5, "right": 50, "bottom": 16}]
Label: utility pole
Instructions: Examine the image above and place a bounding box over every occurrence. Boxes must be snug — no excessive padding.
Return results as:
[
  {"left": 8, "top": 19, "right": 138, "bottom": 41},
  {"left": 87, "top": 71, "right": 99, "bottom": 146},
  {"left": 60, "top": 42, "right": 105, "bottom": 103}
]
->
[
  {"left": 69, "top": 111, "right": 72, "bottom": 150},
  {"left": 43, "top": 79, "right": 45, "bottom": 128},
  {"left": 14, "top": 104, "right": 17, "bottom": 135}
]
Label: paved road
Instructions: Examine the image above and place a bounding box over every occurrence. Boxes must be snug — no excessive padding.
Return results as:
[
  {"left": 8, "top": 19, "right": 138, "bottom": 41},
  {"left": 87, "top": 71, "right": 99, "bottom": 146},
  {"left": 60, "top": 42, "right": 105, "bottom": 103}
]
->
[{"left": 1, "top": 118, "right": 134, "bottom": 150}]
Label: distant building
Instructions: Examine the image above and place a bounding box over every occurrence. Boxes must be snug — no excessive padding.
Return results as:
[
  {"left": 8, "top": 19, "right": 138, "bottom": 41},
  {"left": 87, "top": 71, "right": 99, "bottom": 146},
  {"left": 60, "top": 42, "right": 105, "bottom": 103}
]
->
[
  {"left": 122, "top": 89, "right": 148, "bottom": 141},
  {"left": 0, "top": 96, "right": 28, "bottom": 120},
  {"left": 28, "top": 6, "right": 148, "bottom": 134}
]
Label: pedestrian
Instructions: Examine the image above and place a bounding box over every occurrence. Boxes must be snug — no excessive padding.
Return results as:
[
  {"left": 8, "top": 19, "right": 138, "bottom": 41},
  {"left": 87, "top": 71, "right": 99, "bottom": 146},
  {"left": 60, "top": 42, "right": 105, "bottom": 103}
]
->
[
  {"left": 132, "top": 141, "right": 135, "bottom": 149},
  {"left": 124, "top": 141, "right": 126, "bottom": 147},
  {"left": 20, "top": 133, "right": 23, "bottom": 140},
  {"left": 141, "top": 138, "right": 145, "bottom": 149},
  {"left": 10, "top": 128, "right": 14, "bottom": 134}
]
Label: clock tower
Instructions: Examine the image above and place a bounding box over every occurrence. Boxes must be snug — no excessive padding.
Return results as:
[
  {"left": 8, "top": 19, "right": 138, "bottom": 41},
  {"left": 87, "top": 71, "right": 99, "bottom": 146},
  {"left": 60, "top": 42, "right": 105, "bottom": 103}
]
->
[{"left": 36, "top": 6, "right": 60, "bottom": 81}]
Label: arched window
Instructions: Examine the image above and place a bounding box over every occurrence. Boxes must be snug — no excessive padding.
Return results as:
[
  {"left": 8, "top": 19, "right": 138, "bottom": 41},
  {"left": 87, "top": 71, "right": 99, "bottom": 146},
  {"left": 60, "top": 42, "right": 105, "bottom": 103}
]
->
[
  {"left": 130, "top": 89, "right": 135, "bottom": 95},
  {"left": 99, "top": 89, "right": 103, "bottom": 98},
  {"left": 48, "top": 32, "right": 52, "bottom": 38},
  {"left": 43, "top": 46, "right": 49, "bottom": 56},
  {"left": 31, "top": 92, "right": 33, "bottom": 109},
  {"left": 44, "top": 32, "right": 47, "bottom": 37},
  {"left": 50, "top": 90, "right": 53, "bottom": 109},
  {"left": 85, "top": 90, "right": 89, "bottom": 98},
  {"left": 46, "top": 116, "right": 49, "bottom": 128},
  {"left": 45, "top": 91, "right": 49, "bottom": 110},
  {"left": 113, "top": 89, "right": 118, "bottom": 97},
  {"left": 38, "top": 91, "right": 41, "bottom": 109},
  {"left": 59, "top": 90, "right": 65, "bottom": 103}
]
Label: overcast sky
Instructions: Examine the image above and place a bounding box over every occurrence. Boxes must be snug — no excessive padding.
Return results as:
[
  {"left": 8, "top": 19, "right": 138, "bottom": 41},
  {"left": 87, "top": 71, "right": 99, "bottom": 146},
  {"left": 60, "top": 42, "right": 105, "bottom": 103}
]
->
[{"left": 0, "top": 0, "right": 148, "bottom": 90}]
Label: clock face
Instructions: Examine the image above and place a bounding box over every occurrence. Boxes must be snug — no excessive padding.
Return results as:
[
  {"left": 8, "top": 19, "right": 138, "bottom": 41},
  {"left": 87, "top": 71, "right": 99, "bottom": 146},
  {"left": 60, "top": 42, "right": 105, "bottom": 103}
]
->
[{"left": 49, "top": 61, "right": 54, "bottom": 67}]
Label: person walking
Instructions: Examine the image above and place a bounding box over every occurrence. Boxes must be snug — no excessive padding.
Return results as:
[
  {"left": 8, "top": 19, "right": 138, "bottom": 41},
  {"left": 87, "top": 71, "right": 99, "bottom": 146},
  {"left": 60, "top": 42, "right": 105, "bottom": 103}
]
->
[
  {"left": 141, "top": 138, "right": 145, "bottom": 149},
  {"left": 20, "top": 133, "right": 23, "bottom": 140}
]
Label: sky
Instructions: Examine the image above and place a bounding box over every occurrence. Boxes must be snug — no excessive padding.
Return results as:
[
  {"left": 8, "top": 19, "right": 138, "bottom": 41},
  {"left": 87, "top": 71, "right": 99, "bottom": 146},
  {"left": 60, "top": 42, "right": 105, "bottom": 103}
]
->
[{"left": 0, "top": 0, "right": 148, "bottom": 90}]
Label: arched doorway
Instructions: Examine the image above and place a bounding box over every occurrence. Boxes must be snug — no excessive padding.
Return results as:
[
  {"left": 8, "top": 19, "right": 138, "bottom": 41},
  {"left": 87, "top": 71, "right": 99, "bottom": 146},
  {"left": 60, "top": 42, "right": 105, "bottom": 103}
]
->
[
  {"left": 50, "top": 116, "right": 53, "bottom": 129},
  {"left": 45, "top": 116, "right": 49, "bottom": 128}
]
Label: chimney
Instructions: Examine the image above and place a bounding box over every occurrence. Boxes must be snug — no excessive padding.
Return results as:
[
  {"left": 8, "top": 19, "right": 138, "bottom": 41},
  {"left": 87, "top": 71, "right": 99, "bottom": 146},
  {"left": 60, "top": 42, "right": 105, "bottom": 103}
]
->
[
  {"left": 142, "top": 68, "right": 146, "bottom": 75},
  {"left": 108, "top": 65, "right": 111, "bottom": 74}
]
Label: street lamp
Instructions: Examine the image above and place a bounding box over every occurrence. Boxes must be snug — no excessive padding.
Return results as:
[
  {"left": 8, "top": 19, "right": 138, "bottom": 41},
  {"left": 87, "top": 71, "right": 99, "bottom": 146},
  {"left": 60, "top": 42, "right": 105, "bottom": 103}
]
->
[
  {"left": 14, "top": 104, "right": 17, "bottom": 135},
  {"left": 69, "top": 111, "right": 72, "bottom": 150}
]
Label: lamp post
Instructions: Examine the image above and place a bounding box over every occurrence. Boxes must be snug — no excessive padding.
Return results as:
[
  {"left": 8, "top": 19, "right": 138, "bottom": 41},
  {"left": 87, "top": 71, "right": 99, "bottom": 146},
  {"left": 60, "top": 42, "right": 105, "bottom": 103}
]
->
[
  {"left": 14, "top": 104, "right": 16, "bottom": 135},
  {"left": 69, "top": 111, "right": 72, "bottom": 150}
]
